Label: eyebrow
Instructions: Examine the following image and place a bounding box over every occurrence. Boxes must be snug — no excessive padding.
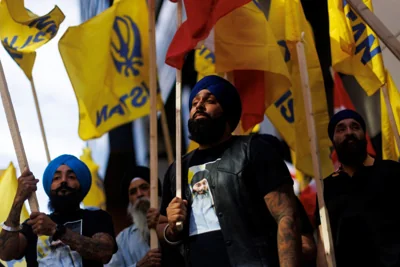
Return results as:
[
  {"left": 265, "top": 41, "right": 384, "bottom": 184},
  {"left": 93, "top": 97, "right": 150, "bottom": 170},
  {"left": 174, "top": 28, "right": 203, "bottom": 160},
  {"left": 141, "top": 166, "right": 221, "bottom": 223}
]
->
[
  {"left": 336, "top": 121, "right": 360, "bottom": 128},
  {"left": 194, "top": 92, "right": 213, "bottom": 99},
  {"left": 335, "top": 122, "right": 346, "bottom": 128},
  {"left": 54, "top": 170, "right": 76, "bottom": 175}
]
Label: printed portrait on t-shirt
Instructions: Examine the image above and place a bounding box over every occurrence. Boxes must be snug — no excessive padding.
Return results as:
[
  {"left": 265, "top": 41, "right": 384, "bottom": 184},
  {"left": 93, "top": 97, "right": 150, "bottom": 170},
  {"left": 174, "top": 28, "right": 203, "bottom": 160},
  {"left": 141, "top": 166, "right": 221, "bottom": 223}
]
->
[
  {"left": 188, "top": 159, "right": 221, "bottom": 236},
  {"left": 37, "top": 220, "right": 83, "bottom": 266}
]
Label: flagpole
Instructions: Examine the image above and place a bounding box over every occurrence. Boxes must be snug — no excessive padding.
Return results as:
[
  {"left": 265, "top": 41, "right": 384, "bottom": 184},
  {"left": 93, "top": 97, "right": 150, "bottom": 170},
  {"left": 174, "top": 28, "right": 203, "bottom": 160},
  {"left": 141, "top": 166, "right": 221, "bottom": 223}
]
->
[
  {"left": 148, "top": 0, "right": 159, "bottom": 249},
  {"left": 296, "top": 33, "right": 336, "bottom": 267},
  {"left": 381, "top": 84, "right": 400, "bottom": 153},
  {"left": 175, "top": 0, "right": 184, "bottom": 231},
  {"left": 346, "top": 0, "right": 400, "bottom": 61},
  {"left": 0, "top": 59, "right": 39, "bottom": 213},
  {"left": 29, "top": 79, "right": 51, "bottom": 163},
  {"left": 159, "top": 97, "right": 174, "bottom": 164}
]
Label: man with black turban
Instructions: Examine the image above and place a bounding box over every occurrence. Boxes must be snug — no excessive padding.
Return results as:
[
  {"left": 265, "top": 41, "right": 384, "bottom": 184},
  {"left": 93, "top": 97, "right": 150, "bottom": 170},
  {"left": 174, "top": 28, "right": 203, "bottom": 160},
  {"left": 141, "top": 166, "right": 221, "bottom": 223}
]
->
[
  {"left": 0, "top": 154, "right": 117, "bottom": 266},
  {"left": 106, "top": 166, "right": 163, "bottom": 267},
  {"left": 158, "top": 75, "right": 302, "bottom": 267},
  {"left": 316, "top": 109, "right": 400, "bottom": 267}
]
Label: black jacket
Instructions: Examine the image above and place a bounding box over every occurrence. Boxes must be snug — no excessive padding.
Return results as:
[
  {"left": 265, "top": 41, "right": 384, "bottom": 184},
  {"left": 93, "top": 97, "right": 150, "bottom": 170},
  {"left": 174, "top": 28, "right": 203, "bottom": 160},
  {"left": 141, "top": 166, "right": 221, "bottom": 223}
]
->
[{"left": 162, "top": 135, "right": 283, "bottom": 266}]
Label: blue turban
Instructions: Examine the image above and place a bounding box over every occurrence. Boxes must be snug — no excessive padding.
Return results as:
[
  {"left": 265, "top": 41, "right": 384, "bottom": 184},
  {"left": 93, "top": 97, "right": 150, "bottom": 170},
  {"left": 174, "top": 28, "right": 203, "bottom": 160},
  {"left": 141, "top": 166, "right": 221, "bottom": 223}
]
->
[
  {"left": 328, "top": 109, "right": 366, "bottom": 141},
  {"left": 43, "top": 154, "right": 92, "bottom": 198},
  {"left": 189, "top": 75, "right": 242, "bottom": 132}
]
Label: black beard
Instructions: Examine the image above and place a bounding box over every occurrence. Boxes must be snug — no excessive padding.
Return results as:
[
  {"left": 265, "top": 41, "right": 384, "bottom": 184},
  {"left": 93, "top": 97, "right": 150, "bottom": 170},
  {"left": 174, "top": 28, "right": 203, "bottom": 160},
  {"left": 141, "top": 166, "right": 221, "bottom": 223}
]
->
[
  {"left": 335, "top": 135, "right": 368, "bottom": 167},
  {"left": 48, "top": 182, "right": 83, "bottom": 213},
  {"left": 188, "top": 113, "right": 227, "bottom": 145}
]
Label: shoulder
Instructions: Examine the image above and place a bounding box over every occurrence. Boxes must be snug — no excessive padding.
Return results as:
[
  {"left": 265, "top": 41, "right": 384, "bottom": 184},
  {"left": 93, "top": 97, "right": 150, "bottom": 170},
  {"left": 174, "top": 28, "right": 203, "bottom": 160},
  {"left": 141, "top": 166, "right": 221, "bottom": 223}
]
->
[
  {"left": 183, "top": 149, "right": 196, "bottom": 160},
  {"left": 165, "top": 149, "right": 197, "bottom": 179},
  {"left": 322, "top": 170, "right": 344, "bottom": 186},
  {"left": 247, "top": 134, "right": 283, "bottom": 159},
  {"left": 116, "top": 225, "right": 136, "bottom": 242},
  {"left": 378, "top": 159, "right": 400, "bottom": 169},
  {"left": 249, "top": 134, "right": 281, "bottom": 149},
  {"left": 321, "top": 171, "right": 348, "bottom": 202}
]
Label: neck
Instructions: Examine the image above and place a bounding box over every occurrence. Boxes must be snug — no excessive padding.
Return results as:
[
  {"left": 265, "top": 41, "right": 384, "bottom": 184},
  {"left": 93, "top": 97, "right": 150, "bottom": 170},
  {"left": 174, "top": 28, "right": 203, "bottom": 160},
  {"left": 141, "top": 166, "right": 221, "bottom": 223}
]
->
[
  {"left": 342, "top": 154, "right": 374, "bottom": 177},
  {"left": 198, "top": 133, "right": 232, "bottom": 150}
]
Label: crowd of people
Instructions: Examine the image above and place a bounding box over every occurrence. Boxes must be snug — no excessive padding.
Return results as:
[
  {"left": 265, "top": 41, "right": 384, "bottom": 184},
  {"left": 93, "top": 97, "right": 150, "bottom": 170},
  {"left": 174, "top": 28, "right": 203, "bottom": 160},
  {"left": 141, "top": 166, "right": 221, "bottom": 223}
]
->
[{"left": 1, "top": 75, "right": 399, "bottom": 266}]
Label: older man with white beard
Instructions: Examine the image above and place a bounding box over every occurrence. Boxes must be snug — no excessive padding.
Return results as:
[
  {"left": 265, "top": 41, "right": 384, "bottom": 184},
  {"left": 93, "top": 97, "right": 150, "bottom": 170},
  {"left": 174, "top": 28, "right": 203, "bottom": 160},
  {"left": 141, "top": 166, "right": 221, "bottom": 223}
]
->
[{"left": 106, "top": 166, "right": 162, "bottom": 267}]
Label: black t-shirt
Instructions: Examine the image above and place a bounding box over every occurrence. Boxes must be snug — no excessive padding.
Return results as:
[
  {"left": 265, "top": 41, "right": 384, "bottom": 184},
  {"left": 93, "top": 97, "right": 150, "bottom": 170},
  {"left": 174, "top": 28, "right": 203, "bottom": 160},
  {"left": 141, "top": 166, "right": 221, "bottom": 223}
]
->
[
  {"left": 20, "top": 209, "right": 116, "bottom": 267},
  {"left": 315, "top": 160, "right": 400, "bottom": 266},
  {"left": 161, "top": 135, "right": 311, "bottom": 267}
]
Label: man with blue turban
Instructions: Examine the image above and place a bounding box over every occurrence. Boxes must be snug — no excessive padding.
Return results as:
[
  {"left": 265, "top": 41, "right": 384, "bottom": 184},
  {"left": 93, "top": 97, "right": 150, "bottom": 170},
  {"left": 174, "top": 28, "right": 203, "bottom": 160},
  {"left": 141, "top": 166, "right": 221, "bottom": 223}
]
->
[
  {"left": 316, "top": 109, "right": 400, "bottom": 267},
  {"left": 157, "top": 75, "right": 304, "bottom": 267},
  {"left": 0, "top": 154, "right": 117, "bottom": 266}
]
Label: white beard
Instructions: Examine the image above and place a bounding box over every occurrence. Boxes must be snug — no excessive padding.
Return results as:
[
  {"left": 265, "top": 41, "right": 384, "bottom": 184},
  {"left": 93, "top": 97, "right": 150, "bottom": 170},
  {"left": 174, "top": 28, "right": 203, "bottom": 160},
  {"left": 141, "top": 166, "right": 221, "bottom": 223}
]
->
[{"left": 127, "top": 197, "right": 150, "bottom": 243}]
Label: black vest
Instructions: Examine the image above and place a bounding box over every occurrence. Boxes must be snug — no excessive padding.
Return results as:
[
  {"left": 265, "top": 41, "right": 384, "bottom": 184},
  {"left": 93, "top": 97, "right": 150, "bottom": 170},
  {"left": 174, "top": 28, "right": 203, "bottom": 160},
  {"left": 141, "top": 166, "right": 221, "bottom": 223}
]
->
[{"left": 169, "top": 135, "right": 279, "bottom": 267}]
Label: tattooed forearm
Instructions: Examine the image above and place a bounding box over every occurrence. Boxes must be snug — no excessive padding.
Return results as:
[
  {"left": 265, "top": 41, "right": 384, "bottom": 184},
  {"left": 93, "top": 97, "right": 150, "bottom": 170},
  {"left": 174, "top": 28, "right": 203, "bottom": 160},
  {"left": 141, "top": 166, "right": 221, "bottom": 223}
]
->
[
  {"left": 5, "top": 202, "right": 23, "bottom": 227},
  {"left": 265, "top": 184, "right": 301, "bottom": 267},
  {"left": 60, "top": 229, "right": 115, "bottom": 264},
  {"left": 277, "top": 215, "right": 300, "bottom": 267},
  {"left": 0, "top": 202, "right": 24, "bottom": 261}
]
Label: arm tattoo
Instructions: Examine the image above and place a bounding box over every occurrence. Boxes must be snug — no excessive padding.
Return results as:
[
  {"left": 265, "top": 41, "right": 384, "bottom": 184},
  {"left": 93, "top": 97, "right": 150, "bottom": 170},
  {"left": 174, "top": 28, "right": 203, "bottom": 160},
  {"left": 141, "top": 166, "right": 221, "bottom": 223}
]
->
[
  {"left": 265, "top": 184, "right": 301, "bottom": 267},
  {"left": 60, "top": 229, "right": 115, "bottom": 264},
  {"left": 0, "top": 202, "right": 24, "bottom": 260}
]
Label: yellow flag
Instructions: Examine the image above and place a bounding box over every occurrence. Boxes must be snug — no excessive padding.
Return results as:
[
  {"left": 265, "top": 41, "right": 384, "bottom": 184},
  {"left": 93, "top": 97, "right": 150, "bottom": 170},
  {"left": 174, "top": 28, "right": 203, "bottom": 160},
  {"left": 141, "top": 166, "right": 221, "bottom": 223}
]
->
[
  {"left": 59, "top": 0, "right": 155, "bottom": 141},
  {"left": 381, "top": 72, "right": 400, "bottom": 161},
  {"left": 0, "top": 163, "right": 30, "bottom": 267},
  {"left": 80, "top": 148, "right": 106, "bottom": 210},
  {"left": 214, "top": 0, "right": 291, "bottom": 109},
  {"left": 328, "top": 0, "right": 385, "bottom": 96},
  {"left": 0, "top": 0, "right": 65, "bottom": 80},
  {"left": 194, "top": 46, "right": 223, "bottom": 81},
  {"left": 0, "top": 163, "right": 29, "bottom": 223},
  {"left": 268, "top": 0, "right": 333, "bottom": 178}
]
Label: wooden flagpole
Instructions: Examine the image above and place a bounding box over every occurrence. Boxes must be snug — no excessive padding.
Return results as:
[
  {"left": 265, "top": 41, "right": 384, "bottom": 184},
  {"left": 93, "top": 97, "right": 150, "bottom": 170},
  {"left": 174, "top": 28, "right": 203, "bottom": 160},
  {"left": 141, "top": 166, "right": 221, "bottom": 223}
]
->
[
  {"left": 29, "top": 79, "right": 51, "bottom": 163},
  {"left": 296, "top": 34, "right": 336, "bottom": 267},
  {"left": 148, "top": 0, "right": 159, "bottom": 249},
  {"left": 159, "top": 98, "right": 174, "bottom": 164},
  {"left": 346, "top": 0, "right": 400, "bottom": 61},
  {"left": 0, "top": 60, "right": 39, "bottom": 212},
  {"left": 175, "top": 0, "right": 184, "bottom": 231}
]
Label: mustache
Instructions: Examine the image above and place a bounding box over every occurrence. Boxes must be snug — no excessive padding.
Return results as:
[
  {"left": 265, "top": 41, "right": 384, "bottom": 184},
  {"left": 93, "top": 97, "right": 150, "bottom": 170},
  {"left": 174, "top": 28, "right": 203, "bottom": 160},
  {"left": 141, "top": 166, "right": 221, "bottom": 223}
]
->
[
  {"left": 53, "top": 182, "right": 78, "bottom": 194},
  {"left": 134, "top": 197, "right": 151, "bottom": 212},
  {"left": 192, "top": 111, "right": 211, "bottom": 119},
  {"left": 343, "top": 134, "right": 360, "bottom": 144}
]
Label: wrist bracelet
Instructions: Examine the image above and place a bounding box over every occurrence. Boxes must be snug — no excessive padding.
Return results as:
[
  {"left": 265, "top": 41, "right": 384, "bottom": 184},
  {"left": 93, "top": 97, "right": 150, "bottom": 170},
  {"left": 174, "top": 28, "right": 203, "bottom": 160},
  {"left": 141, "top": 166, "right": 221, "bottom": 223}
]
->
[
  {"left": 163, "top": 224, "right": 182, "bottom": 245},
  {"left": 52, "top": 224, "right": 67, "bottom": 241},
  {"left": 1, "top": 222, "right": 22, "bottom": 232}
]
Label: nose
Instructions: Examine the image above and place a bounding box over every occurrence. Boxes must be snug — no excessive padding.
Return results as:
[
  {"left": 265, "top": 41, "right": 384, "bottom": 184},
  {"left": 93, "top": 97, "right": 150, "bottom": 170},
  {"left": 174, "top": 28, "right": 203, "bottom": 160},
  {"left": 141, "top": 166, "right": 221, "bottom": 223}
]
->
[
  {"left": 61, "top": 175, "right": 68, "bottom": 183},
  {"left": 137, "top": 189, "right": 145, "bottom": 199},
  {"left": 194, "top": 100, "right": 206, "bottom": 111},
  {"left": 344, "top": 126, "right": 354, "bottom": 136}
]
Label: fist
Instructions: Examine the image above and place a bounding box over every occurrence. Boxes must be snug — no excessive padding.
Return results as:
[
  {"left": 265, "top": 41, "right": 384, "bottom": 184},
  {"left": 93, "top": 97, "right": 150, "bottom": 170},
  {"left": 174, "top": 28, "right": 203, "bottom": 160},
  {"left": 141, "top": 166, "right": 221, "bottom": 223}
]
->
[
  {"left": 137, "top": 248, "right": 161, "bottom": 267},
  {"left": 166, "top": 197, "right": 187, "bottom": 233},
  {"left": 146, "top": 208, "right": 160, "bottom": 230},
  {"left": 16, "top": 168, "right": 39, "bottom": 203},
  {"left": 27, "top": 212, "right": 57, "bottom": 237}
]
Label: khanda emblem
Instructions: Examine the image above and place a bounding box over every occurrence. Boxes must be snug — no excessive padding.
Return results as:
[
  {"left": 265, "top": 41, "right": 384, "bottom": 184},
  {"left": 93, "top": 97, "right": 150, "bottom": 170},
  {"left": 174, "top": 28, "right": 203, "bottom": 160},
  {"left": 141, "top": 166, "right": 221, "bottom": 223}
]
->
[{"left": 111, "top": 15, "right": 143, "bottom": 77}]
